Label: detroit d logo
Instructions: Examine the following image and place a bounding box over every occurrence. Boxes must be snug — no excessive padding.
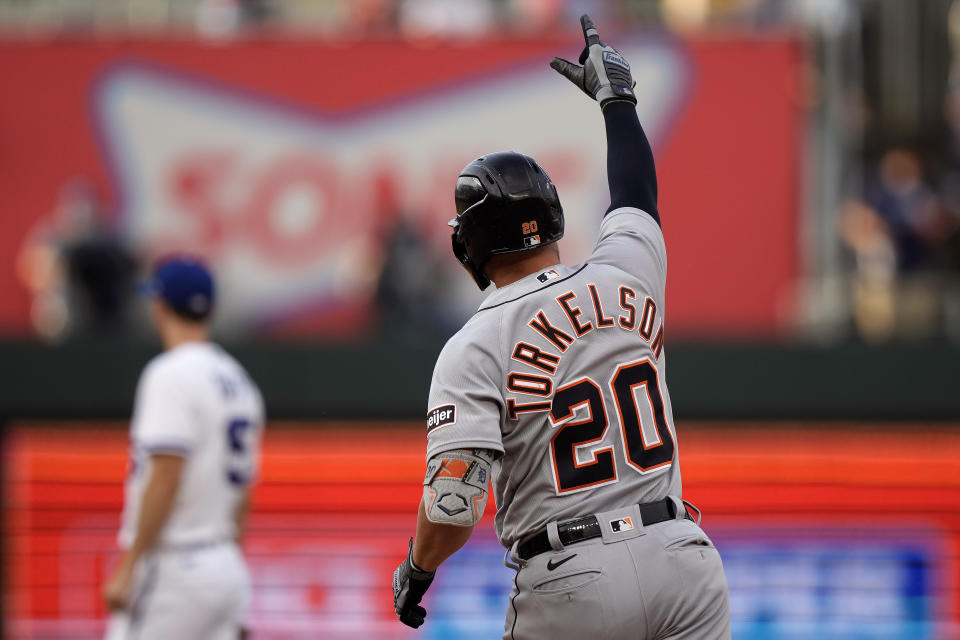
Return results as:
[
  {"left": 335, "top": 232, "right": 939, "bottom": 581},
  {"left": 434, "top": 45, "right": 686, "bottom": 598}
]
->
[{"left": 610, "top": 516, "right": 634, "bottom": 533}]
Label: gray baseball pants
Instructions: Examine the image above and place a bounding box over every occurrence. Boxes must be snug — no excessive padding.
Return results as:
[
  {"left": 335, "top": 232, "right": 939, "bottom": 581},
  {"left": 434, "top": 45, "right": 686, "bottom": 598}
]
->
[{"left": 502, "top": 508, "right": 730, "bottom": 640}]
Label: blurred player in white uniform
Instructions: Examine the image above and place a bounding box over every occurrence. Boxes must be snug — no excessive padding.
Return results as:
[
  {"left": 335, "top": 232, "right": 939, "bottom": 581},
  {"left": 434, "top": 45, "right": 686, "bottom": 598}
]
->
[{"left": 103, "top": 256, "right": 264, "bottom": 640}]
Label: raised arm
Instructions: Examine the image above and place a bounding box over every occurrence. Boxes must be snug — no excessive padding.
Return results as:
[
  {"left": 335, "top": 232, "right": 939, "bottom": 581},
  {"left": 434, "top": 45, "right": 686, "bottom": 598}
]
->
[
  {"left": 603, "top": 101, "right": 659, "bottom": 222},
  {"left": 551, "top": 14, "right": 660, "bottom": 224}
]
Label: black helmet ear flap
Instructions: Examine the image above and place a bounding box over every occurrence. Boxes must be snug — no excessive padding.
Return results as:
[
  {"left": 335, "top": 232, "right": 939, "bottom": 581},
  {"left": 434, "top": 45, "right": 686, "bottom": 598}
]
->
[{"left": 449, "top": 217, "right": 492, "bottom": 290}]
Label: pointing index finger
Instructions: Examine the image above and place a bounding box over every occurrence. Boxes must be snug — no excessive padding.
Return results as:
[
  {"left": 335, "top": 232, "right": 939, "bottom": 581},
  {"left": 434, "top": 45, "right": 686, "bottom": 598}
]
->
[{"left": 580, "top": 14, "right": 600, "bottom": 47}]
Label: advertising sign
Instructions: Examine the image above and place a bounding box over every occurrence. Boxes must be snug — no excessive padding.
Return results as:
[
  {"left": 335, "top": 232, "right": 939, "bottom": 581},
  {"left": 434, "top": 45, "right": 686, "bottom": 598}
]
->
[
  {"left": 0, "top": 36, "right": 801, "bottom": 337},
  {"left": 5, "top": 423, "right": 959, "bottom": 639}
]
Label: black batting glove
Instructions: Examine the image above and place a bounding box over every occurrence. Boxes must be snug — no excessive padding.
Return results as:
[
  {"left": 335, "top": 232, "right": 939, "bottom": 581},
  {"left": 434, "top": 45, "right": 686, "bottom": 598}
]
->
[
  {"left": 392, "top": 537, "right": 436, "bottom": 628},
  {"left": 550, "top": 14, "right": 637, "bottom": 107}
]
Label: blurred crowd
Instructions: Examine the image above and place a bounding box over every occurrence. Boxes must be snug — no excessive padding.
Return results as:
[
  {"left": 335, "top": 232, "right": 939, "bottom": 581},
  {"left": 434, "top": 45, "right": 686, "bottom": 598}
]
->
[
  {"left": 840, "top": 147, "right": 960, "bottom": 342},
  {"left": 836, "top": 0, "right": 960, "bottom": 342},
  {"left": 15, "top": 180, "right": 138, "bottom": 341},
  {"left": 14, "top": 175, "right": 466, "bottom": 342},
  {"left": 0, "top": 0, "right": 861, "bottom": 37}
]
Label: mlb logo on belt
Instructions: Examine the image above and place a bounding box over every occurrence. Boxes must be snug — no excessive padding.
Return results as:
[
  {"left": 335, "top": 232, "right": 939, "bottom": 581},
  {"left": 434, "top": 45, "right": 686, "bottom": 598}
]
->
[{"left": 610, "top": 517, "right": 634, "bottom": 533}]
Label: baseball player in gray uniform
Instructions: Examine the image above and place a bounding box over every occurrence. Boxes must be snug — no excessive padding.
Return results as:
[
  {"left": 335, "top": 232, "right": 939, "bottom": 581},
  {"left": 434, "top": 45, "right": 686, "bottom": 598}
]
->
[{"left": 393, "top": 15, "right": 730, "bottom": 640}]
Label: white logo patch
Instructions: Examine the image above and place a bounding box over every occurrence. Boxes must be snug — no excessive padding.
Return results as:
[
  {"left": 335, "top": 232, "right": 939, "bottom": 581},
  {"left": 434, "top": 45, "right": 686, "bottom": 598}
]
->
[
  {"left": 426, "top": 404, "right": 456, "bottom": 432},
  {"left": 610, "top": 516, "right": 635, "bottom": 533},
  {"left": 603, "top": 50, "right": 631, "bottom": 70},
  {"left": 537, "top": 269, "right": 560, "bottom": 283}
]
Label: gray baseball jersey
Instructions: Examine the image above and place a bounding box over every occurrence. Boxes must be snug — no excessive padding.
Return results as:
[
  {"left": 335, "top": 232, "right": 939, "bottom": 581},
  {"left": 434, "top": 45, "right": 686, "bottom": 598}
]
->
[{"left": 426, "top": 206, "right": 682, "bottom": 548}]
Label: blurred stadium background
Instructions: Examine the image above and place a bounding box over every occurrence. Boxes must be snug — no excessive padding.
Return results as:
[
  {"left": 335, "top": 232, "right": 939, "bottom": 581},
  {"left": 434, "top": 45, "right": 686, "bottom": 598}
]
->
[{"left": 1, "top": 0, "right": 959, "bottom": 638}]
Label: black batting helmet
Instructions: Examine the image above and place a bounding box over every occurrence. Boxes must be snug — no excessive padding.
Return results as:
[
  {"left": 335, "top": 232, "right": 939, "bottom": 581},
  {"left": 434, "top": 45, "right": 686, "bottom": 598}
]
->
[{"left": 449, "top": 152, "right": 564, "bottom": 290}]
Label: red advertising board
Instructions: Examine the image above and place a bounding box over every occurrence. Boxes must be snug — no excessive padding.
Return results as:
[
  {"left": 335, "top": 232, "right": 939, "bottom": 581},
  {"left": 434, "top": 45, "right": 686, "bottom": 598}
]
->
[
  {"left": 0, "top": 35, "right": 801, "bottom": 338},
  {"left": 5, "top": 423, "right": 960, "bottom": 639}
]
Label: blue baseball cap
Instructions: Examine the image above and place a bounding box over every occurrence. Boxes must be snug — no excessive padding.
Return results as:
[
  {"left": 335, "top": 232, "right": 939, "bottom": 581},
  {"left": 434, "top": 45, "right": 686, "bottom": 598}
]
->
[{"left": 142, "top": 256, "right": 215, "bottom": 320}]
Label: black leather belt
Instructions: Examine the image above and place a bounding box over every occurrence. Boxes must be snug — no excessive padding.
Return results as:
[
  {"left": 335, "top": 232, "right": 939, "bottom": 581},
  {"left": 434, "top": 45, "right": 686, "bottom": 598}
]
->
[{"left": 516, "top": 498, "right": 692, "bottom": 561}]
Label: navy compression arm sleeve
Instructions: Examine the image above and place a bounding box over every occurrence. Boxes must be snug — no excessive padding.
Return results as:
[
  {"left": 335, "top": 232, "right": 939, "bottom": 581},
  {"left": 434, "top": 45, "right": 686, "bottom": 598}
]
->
[{"left": 603, "top": 100, "right": 659, "bottom": 224}]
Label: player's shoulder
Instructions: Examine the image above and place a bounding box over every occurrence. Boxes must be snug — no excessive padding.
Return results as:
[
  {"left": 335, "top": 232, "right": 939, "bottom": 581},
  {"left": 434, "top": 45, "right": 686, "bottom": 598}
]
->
[
  {"left": 132, "top": 350, "right": 191, "bottom": 411},
  {"left": 439, "top": 312, "right": 498, "bottom": 358},
  {"left": 434, "top": 312, "right": 502, "bottom": 375},
  {"left": 589, "top": 206, "right": 667, "bottom": 277},
  {"left": 137, "top": 342, "right": 218, "bottom": 389},
  {"left": 216, "top": 346, "right": 264, "bottom": 401},
  {"left": 598, "top": 206, "right": 664, "bottom": 242},
  {"left": 211, "top": 344, "right": 254, "bottom": 378},
  {"left": 139, "top": 348, "right": 183, "bottom": 385}
]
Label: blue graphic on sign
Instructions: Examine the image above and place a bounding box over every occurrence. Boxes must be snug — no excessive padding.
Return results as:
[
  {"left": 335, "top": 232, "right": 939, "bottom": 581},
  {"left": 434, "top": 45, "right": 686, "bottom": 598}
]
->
[{"left": 719, "top": 541, "right": 935, "bottom": 640}]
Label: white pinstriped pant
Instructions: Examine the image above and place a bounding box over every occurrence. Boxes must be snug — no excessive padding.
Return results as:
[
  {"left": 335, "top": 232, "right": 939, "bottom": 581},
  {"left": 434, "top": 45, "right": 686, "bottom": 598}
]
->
[{"left": 104, "top": 542, "right": 250, "bottom": 640}]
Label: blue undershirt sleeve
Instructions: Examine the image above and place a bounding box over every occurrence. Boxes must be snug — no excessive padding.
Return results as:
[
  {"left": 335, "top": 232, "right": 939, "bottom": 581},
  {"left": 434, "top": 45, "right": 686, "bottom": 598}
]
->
[{"left": 603, "top": 100, "right": 660, "bottom": 225}]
